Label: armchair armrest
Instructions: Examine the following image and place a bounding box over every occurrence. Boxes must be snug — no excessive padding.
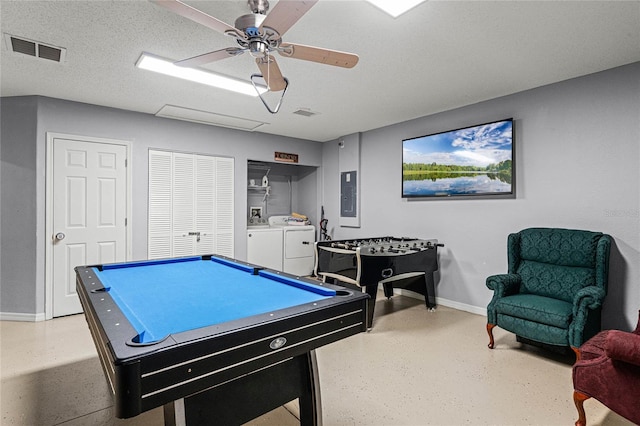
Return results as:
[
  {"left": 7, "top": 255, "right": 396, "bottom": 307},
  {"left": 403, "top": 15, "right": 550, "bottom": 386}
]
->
[
  {"left": 486, "top": 274, "right": 521, "bottom": 325},
  {"left": 486, "top": 274, "right": 521, "bottom": 296},
  {"left": 572, "top": 286, "right": 606, "bottom": 317},
  {"left": 570, "top": 286, "right": 606, "bottom": 347},
  {"left": 605, "top": 330, "right": 640, "bottom": 366}
]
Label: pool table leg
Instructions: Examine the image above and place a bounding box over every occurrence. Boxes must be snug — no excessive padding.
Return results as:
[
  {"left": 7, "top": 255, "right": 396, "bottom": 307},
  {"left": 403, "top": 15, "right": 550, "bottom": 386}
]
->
[
  {"left": 364, "top": 283, "right": 379, "bottom": 330},
  {"left": 163, "top": 351, "right": 323, "bottom": 426},
  {"left": 300, "top": 350, "right": 323, "bottom": 426},
  {"left": 163, "top": 399, "right": 186, "bottom": 426}
]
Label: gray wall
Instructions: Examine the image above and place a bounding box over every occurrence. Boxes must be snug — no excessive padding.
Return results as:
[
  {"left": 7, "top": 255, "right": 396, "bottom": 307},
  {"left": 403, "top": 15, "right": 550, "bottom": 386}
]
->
[
  {"left": 322, "top": 62, "right": 640, "bottom": 330},
  {"left": 2, "top": 63, "right": 638, "bottom": 327},
  {"left": 0, "top": 96, "right": 323, "bottom": 316},
  {"left": 0, "top": 97, "right": 40, "bottom": 315}
]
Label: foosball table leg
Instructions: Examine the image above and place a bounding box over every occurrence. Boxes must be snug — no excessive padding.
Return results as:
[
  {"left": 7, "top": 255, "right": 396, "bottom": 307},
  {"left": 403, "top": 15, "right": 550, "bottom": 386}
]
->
[{"left": 383, "top": 282, "right": 394, "bottom": 299}]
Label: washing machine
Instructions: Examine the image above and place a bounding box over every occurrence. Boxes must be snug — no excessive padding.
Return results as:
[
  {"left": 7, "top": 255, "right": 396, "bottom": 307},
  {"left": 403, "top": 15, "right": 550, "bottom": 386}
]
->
[
  {"left": 246, "top": 226, "right": 283, "bottom": 271},
  {"left": 247, "top": 216, "right": 316, "bottom": 276}
]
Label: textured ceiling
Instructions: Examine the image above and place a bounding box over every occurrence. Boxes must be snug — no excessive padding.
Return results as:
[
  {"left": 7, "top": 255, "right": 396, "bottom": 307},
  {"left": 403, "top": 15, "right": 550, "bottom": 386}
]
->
[{"left": 1, "top": 0, "right": 639, "bottom": 142}]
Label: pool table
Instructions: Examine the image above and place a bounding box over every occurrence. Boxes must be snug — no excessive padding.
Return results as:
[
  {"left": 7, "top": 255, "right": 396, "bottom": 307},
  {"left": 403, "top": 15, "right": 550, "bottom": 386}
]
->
[{"left": 75, "top": 255, "right": 368, "bottom": 425}]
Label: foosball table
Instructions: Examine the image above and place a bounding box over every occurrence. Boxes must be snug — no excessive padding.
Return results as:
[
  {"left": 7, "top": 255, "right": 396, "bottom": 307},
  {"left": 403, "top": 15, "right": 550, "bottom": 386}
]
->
[{"left": 314, "top": 237, "right": 443, "bottom": 328}]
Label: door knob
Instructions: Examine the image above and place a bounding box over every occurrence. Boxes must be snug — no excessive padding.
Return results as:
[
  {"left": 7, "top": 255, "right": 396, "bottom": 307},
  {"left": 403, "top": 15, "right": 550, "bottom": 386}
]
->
[{"left": 55, "top": 232, "right": 65, "bottom": 241}]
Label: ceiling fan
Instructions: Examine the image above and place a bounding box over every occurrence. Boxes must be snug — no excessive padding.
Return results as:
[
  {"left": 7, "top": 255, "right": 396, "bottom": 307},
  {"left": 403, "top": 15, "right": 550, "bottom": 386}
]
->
[{"left": 151, "top": 0, "right": 359, "bottom": 110}]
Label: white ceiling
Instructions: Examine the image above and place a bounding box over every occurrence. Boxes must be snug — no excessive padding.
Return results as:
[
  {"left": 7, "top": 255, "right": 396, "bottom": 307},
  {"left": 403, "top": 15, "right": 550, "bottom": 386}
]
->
[{"left": 1, "top": 1, "right": 639, "bottom": 142}]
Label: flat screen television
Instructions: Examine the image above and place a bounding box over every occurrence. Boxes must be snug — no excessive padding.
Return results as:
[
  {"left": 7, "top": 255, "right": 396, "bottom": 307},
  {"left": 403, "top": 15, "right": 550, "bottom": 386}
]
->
[{"left": 402, "top": 118, "right": 514, "bottom": 199}]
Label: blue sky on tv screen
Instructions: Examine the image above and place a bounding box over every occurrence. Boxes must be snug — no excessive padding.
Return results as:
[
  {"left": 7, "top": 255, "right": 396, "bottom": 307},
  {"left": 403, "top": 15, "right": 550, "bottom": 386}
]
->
[{"left": 403, "top": 120, "right": 512, "bottom": 167}]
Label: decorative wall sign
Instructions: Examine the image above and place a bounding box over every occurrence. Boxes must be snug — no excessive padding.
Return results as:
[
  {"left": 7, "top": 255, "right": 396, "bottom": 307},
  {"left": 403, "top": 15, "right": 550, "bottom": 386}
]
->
[{"left": 274, "top": 152, "right": 298, "bottom": 163}]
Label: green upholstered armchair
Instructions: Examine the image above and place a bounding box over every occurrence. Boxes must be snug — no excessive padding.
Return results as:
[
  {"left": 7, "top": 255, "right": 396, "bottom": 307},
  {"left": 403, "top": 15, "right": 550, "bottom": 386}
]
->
[{"left": 486, "top": 228, "right": 611, "bottom": 357}]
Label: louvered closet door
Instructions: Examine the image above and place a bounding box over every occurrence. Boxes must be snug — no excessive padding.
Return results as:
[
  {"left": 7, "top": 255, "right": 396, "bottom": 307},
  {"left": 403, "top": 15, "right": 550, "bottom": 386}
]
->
[
  {"left": 173, "top": 152, "right": 196, "bottom": 256},
  {"left": 195, "top": 155, "right": 216, "bottom": 254},
  {"left": 148, "top": 150, "right": 172, "bottom": 258},
  {"left": 215, "top": 157, "right": 234, "bottom": 257},
  {"left": 148, "top": 150, "right": 234, "bottom": 259}
]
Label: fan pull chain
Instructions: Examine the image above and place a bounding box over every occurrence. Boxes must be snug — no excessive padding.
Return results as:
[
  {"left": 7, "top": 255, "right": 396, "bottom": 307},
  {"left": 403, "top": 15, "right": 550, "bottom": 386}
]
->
[{"left": 266, "top": 57, "right": 271, "bottom": 88}]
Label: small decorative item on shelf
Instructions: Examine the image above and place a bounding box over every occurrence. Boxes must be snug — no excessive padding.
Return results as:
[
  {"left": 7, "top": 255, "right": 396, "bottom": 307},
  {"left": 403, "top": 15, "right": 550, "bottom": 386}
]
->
[{"left": 250, "top": 207, "right": 263, "bottom": 219}]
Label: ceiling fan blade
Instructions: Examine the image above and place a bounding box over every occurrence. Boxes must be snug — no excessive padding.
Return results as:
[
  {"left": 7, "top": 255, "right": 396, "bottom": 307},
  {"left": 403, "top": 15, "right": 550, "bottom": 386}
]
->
[
  {"left": 260, "top": 0, "right": 319, "bottom": 37},
  {"left": 279, "top": 43, "right": 359, "bottom": 68},
  {"left": 175, "top": 48, "right": 245, "bottom": 67},
  {"left": 150, "top": 0, "right": 242, "bottom": 38},
  {"left": 255, "top": 56, "right": 287, "bottom": 92}
]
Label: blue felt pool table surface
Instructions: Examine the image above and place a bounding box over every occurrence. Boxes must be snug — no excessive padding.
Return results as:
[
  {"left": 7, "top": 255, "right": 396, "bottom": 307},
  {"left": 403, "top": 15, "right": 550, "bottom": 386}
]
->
[{"left": 93, "top": 256, "right": 336, "bottom": 344}]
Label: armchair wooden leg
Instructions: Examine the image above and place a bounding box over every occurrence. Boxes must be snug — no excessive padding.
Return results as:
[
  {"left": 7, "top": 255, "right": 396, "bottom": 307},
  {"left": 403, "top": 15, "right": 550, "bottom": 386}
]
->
[
  {"left": 487, "top": 323, "right": 496, "bottom": 349},
  {"left": 573, "top": 390, "right": 590, "bottom": 426},
  {"left": 571, "top": 346, "right": 581, "bottom": 362}
]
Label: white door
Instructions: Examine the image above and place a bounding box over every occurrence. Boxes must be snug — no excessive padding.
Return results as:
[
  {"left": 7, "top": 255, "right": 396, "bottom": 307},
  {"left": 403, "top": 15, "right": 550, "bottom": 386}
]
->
[
  {"left": 51, "top": 137, "right": 128, "bottom": 316},
  {"left": 214, "top": 157, "right": 234, "bottom": 257},
  {"left": 194, "top": 155, "right": 214, "bottom": 254},
  {"left": 148, "top": 151, "right": 234, "bottom": 259},
  {"left": 172, "top": 152, "right": 196, "bottom": 256}
]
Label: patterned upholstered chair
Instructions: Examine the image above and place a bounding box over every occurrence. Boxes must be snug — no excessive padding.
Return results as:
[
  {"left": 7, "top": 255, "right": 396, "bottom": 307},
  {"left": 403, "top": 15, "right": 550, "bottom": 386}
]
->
[
  {"left": 486, "top": 228, "right": 611, "bottom": 357},
  {"left": 572, "top": 310, "right": 640, "bottom": 426}
]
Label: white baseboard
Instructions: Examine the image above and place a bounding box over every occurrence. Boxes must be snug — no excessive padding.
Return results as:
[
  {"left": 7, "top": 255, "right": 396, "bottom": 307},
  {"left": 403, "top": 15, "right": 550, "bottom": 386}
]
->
[
  {"left": 394, "top": 289, "right": 487, "bottom": 317},
  {"left": 436, "top": 297, "right": 487, "bottom": 316},
  {"left": 0, "top": 312, "right": 46, "bottom": 322}
]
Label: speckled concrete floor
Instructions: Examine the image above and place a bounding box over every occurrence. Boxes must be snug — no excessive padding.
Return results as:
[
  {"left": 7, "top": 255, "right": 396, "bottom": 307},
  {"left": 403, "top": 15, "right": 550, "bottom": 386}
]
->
[{"left": 1, "top": 293, "right": 632, "bottom": 425}]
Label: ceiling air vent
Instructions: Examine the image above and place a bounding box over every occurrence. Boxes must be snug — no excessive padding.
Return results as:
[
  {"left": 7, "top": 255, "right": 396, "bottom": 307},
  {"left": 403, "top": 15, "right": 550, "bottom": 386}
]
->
[
  {"left": 293, "top": 109, "right": 319, "bottom": 117},
  {"left": 10, "top": 37, "right": 36, "bottom": 56},
  {"left": 4, "top": 34, "right": 66, "bottom": 62}
]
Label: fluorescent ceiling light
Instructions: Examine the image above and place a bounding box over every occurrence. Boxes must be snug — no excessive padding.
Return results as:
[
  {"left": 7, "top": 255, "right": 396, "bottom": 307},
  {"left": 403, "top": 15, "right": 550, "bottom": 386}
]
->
[
  {"left": 366, "top": 0, "right": 427, "bottom": 18},
  {"left": 136, "top": 52, "right": 266, "bottom": 97}
]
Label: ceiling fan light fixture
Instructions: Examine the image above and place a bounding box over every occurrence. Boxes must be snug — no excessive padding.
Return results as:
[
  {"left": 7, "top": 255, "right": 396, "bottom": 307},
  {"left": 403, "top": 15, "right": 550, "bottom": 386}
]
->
[
  {"left": 135, "top": 52, "right": 266, "bottom": 97},
  {"left": 366, "top": 0, "right": 427, "bottom": 18},
  {"left": 249, "top": 41, "right": 268, "bottom": 58}
]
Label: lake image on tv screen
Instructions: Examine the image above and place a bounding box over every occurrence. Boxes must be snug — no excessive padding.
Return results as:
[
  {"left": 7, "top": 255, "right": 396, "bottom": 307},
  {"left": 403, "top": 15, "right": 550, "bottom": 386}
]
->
[{"left": 403, "top": 120, "right": 513, "bottom": 197}]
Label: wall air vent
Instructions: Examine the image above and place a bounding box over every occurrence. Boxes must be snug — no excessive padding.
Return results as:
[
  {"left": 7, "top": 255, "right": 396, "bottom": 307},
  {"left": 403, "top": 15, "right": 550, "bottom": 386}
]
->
[
  {"left": 4, "top": 34, "right": 66, "bottom": 62},
  {"left": 293, "top": 109, "right": 319, "bottom": 117}
]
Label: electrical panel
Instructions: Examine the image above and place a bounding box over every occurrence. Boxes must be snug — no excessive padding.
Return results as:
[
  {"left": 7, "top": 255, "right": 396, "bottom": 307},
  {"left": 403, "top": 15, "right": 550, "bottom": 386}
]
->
[{"left": 340, "top": 171, "right": 357, "bottom": 217}]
